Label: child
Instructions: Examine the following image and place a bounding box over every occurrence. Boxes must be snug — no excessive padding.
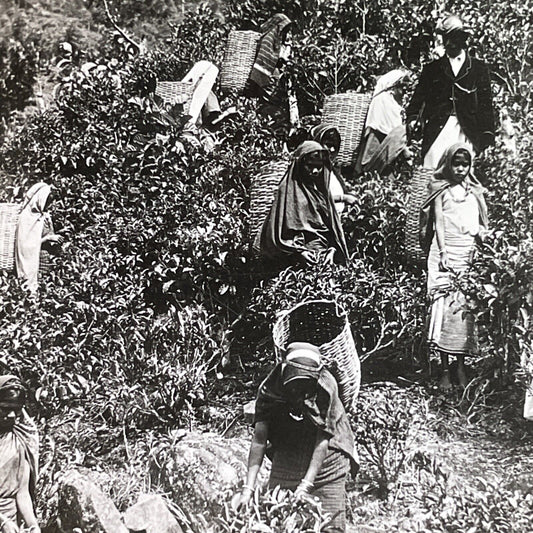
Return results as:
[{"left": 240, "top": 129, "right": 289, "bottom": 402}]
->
[{"left": 419, "top": 143, "right": 488, "bottom": 390}]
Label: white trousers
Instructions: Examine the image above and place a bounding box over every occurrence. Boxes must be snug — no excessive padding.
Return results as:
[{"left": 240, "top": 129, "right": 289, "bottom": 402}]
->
[{"left": 423, "top": 115, "right": 473, "bottom": 169}]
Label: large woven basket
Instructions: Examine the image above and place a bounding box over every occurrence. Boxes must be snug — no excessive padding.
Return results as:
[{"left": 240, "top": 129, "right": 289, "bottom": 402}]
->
[
  {"left": 321, "top": 92, "right": 372, "bottom": 166},
  {"left": 155, "top": 81, "right": 195, "bottom": 113},
  {"left": 220, "top": 30, "right": 261, "bottom": 94},
  {"left": 250, "top": 159, "right": 289, "bottom": 253},
  {"left": 272, "top": 300, "right": 361, "bottom": 411},
  {"left": 405, "top": 166, "right": 434, "bottom": 265},
  {"left": 0, "top": 203, "right": 22, "bottom": 271}
]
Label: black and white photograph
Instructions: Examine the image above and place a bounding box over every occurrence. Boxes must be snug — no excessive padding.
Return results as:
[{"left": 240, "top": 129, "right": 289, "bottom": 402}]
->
[{"left": 0, "top": 0, "right": 532, "bottom": 531}]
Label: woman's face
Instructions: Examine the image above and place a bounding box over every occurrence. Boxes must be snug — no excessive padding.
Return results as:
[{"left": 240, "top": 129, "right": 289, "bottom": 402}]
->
[
  {"left": 450, "top": 151, "right": 471, "bottom": 183},
  {"left": 302, "top": 153, "right": 326, "bottom": 180},
  {"left": 321, "top": 131, "right": 340, "bottom": 159},
  {"left": 284, "top": 379, "right": 317, "bottom": 408},
  {"left": 0, "top": 403, "right": 22, "bottom": 431}
]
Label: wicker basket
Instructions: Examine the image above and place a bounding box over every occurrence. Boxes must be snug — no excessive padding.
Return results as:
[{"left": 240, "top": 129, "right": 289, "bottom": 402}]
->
[
  {"left": 155, "top": 81, "right": 195, "bottom": 113},
  {"left": 220, "top": 30, "right": 261, "bottom": 94},
  {"left": 272, "top": 300, "right": 361, "bottom": 411},
  {"left": 250, "top": 159, "right": 289, "bottom": 253},
  {"left": 321, "top": 92, "right": 372, "bottom": 166},
  {"left": 405, "top": 166, "right": 434, "bottom": 265},
  {"left": 0, "top": 203, "right": 22, "bottom": 271}
]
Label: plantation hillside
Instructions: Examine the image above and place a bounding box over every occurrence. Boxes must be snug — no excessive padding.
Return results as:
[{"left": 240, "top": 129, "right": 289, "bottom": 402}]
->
[{"left": 0, "top": 0, "right": 532, "bottom": 531}]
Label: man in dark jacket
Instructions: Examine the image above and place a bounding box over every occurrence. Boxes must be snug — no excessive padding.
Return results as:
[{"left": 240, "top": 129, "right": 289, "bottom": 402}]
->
[{"left": 406, "top": 15, "right": 495, "bottom": 168}]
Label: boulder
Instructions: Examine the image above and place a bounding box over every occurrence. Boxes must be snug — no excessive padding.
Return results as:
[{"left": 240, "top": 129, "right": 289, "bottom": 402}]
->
[
  {"left": 123, "top": 494, "right": 183, "bottom": 533},
  {"left": 149, "top": 431, "right": 249, "bottom": 516},
  {"left": 58, "top": 469, "right": 128, "bottom": 533}
]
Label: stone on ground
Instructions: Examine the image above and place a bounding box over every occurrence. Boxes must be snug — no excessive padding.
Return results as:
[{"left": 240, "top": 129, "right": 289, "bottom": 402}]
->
[
  {"left": 149, "top": 431, "right": 249, "bottom": 516},
  {"left": 58, "top": 469, "right": 128, "bottom": 533},
  {"left": 123, "top": 493, "right": 183, "bottom": 533}
]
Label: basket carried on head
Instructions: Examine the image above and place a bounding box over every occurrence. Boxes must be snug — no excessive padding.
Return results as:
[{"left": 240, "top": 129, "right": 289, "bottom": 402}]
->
[
  {"left": 155, "top": 81, "right": 195, "bottom": 113},
  {"left": 405, "top": 166, "right": 434, "bottom": 265},
  {"left": 220, "top": 30, "right": 261, "bottom": 94},
  {"left": 250, "top": 158, "right": 289, "bottom": 254},
  {"left": 272, "top": 300, "right": 361, "bottom": 411},
  {"left": 321, "top": 92, "right": 372, "bottom": 167},
  {"left": 0, "top": 203, "right": 22, "bottom": 271}
]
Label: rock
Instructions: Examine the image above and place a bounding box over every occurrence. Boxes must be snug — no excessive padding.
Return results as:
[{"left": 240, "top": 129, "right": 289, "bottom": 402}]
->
[
  {"left": 149, "top": 431, "right": 249, "bottom": 517},
  {"left": 123, "top": 494, "right": 183, "bottom": 533},
  {"left": 58, "top": 469, "right": 128, "bottom": 533}
]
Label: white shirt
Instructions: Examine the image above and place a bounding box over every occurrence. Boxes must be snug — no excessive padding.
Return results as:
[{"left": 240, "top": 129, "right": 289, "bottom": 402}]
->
[{"left": 447, "top": 49, "right": 466, "bottom": 77}]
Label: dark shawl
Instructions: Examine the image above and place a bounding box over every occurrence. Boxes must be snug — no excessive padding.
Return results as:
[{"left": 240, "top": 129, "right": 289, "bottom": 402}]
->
[
  {"left": 419, "top": 142, "right": 489, "bottom": 253},
  {"left": 259, "top": 141, "right": 349, "bottom": 263},
  {"left": 249, "top": 14, "right": 292, "bottom": 89},
  {"left": 254, "top": 364, "right": 358, "bottom": 475}
]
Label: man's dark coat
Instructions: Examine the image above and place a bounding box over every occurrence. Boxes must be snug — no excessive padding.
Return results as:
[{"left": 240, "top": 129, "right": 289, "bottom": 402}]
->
[{"left": 406, "top": 53, "right": 495, "bottom": 156}]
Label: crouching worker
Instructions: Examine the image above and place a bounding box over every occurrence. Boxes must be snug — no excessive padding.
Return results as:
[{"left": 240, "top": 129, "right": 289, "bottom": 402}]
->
[
  {"left": 259, "top": 141, "right": 349, "bottom": 266},
  {"left": 235, "top": 343, "right": 358, "bottom": 533},
  {"left": 0, "top": 376, "right": 40, "bottom": 533}
]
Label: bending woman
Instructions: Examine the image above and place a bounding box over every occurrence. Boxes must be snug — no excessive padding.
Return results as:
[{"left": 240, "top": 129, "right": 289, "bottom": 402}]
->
[
  {"left": 15, "top": 183, "right": 64, "bottom": 293},
  {"left": 259, "top": 140, "right": 349, "bottom": 266},
  {"left": 355, "top": 69, "right": 412, "bottom": 176},
  {"left": 419, "top": 143, "right": 488, "bottom": 390},
  {"left": 235, "top": 343, "right": 358, "bottom": 533}
]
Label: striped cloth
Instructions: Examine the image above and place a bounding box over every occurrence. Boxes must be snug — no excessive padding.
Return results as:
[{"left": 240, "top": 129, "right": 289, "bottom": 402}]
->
[{"left": 249, "top": 14, "right": 291, "bottom": 89}]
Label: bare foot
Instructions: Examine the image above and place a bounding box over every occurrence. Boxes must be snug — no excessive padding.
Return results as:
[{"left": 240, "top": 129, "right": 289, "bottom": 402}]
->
[{"left": 439, "top": 371, "right": 453, "bottom": 392}]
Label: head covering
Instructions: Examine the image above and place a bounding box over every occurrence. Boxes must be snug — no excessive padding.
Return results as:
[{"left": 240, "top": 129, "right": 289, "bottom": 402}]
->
[
  {"left": 259, "top": 141, "right": 349, "bottom": 263},
  {"left": 434, "top": 142, "right": 474, "bottom": 182},
  {"left": 15, "top": 182, "right": 53, "bottom": 293},
  {"left": 436, "top": 14, "right": 470, "bottom": 37},
  {"left": 249, "top": 13, "right": 292, "bottom": 89},
  {"left": 282, "top": 342, "right": 322, "bottom": 386},
  {"left": 0, "top": 375, "right": 26, "bottom": 405},
  {"left": 419, "top": 143, "right": 488, "bottom": 253},
  {"left": 310, "top": 125, "right": 341, "bottom": 156},
  {"left": 365, "top": 70, "right": 410, "bottom": 136}
]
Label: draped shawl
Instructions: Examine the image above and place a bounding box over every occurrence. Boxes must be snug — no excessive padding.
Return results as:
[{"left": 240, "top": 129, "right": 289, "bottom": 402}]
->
[
  {"left": 419, "top": 143, "right": 488, "bottom": 253},
  {"left": 249, "top": 14, "right": 292, "bottom": 89},
  {"left": 259, "top": 141, "right": 348, "bottom": 263},
  {"left": 254, "top": 364, "right": 358, "bottom": 475},
  {"left": 366, "top": 70, "right": 409, "bottom": 136},
  {"left": 15, "top": 183, "right": 52, "bottom": 293}
]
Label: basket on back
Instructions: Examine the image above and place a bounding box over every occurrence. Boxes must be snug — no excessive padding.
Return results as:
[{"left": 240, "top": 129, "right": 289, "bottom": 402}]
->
[
  {"left": 220, "top": 30, "right": 261, "bottom": 94},
  {"left": 155, "top": 81, "right": 195, "bottom": 114},
  {"left": 272, "top": 300, "right": 361, "bottom": 411},
  {"left": 250, "top": 158, "right": 289, "bottom": 253},
  {"left": 0, "top": 203, "right": 22, "bottom": 271},
  {"left": 405, "top": 166, "right": 433, "bottom": 265},
  {"left": 321, "top": 92, "right": 372, "bottom": 166}
]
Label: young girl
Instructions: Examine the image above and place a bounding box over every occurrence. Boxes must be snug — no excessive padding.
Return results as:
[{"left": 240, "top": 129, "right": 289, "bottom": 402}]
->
[{"left": 419, "top": 143, "right": 488, "bottom": 390}]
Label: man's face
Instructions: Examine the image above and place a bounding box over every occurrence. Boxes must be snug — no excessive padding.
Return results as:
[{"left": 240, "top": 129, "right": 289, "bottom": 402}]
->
[
  {"left": 0, "top": 403, "right": 22, "bottom": 431},
  {"left": 443, "top": 32, "right": 466, "bottom": 58}
]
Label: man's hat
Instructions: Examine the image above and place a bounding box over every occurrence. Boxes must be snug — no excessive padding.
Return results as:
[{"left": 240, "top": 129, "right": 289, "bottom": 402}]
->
[{"left": 436, "top": 15, "right": 471, "bottom": 37}]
